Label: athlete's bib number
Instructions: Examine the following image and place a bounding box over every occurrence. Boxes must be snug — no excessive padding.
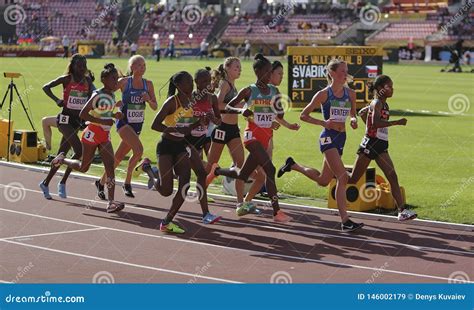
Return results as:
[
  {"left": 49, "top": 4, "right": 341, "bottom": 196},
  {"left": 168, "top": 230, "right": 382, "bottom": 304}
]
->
[
  {"left": 83, "top": 129, "right": 95, "bottom": 143},
  {"left": 320, "top": 136, "right": 332, "bottom": 145},
  {"left": 360, "top": 137, "right": 369, "bottom": 148},
  {"left": 253, "top": 113, "right": 274, "bottom": 128},
  {"left": 214, "top": 129, "right": 226, "bottom": 141},
  {"left": 243, "top": 131, "right": 253, "bottom": 142},
  {"left": 127, "top": 110, "right": 144, "bottom": 123},
  {"left": 67, "top": 96, "right": 87, "bottom": 110},
  {"left": 58, "top": 114, "right": 70, "bottom": 125}
]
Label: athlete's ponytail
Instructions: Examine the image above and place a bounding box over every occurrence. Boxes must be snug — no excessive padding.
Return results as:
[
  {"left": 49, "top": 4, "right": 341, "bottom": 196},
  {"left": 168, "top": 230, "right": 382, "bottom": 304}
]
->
[
  {"left": 367, "top": 75, "right": 392, "bottom": 99},
  {"left": 167, "top": 71, "right": 192, "bottom": 97},
  {"left": 253, "top": 53, "right": 271, "bottom": 71},
  {"left": 213, "top": 57, "right": 240, "bottom": 86},
  {"left": 86, "top": 70, "right": 95, "bottom": 82}
]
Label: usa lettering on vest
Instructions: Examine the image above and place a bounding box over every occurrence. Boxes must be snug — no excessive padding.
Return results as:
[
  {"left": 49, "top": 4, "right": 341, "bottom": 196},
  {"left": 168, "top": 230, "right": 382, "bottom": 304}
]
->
[{"left": 130, "top": 95, "right": 143, "bottom": 104}]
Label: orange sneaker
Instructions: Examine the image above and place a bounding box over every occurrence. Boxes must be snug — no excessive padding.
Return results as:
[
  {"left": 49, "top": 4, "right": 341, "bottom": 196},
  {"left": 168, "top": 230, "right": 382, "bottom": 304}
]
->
[
  {"left": 273, "top": 210, "right": 292, "bottom": 223},
  {"left": 206, "top": 163, "right": 219, "bottom": 187}
]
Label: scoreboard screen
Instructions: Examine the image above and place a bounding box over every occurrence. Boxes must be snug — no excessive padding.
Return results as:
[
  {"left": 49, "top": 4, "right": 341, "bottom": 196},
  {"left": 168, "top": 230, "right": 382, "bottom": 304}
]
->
[{"left": 287, "top": 46, "right": 383, "bottom": 108}]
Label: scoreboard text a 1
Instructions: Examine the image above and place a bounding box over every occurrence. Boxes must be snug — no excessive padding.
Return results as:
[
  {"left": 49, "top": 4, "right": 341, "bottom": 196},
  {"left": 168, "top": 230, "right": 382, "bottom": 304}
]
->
[{"left": 287, "top": 46, "right": 383, "bottom": 108}]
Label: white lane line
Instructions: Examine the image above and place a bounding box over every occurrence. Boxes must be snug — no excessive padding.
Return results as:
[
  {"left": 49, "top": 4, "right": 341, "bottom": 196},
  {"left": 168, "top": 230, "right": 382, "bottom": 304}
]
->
[
  {"left": 0, "top": 208, "right": 471, "bottom": 283},
  {"left": 1, "top": 163, "right": 473, "bottom": 231},
  {"left": 1, "top": 227, "right": 105, "bottom": 241},
  {"left": 1, "top": 183, "right": 472, "bottom": 257},
  {"left": 0, "top": 239, "right": 241, "bottom": 284}
]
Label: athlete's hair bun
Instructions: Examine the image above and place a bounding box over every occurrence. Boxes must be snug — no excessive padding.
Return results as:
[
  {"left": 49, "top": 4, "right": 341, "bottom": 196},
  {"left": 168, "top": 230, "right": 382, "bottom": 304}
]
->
[
  {"left": 101, "top": 63, "right": 118, "bottom": 79},
  {"left": 253, "top": 53, "right": 270, "bottom": 70},
  {"left": 104, "top": 63, "right": 115, "bottom": 70},
  {"left": 254, "top": 53, "right": 265, "bottom": 61},
  {"left": 205, "top": 66, "right": 211, "bottom": 71}
]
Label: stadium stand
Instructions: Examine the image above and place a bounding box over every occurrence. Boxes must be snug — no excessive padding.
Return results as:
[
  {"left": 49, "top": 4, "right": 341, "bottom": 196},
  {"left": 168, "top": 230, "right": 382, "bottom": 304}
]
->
[
  {"left": 16, "top": 0, "right": 118, "bottom": 43},
  {"left": 137, "top": 4, "right": 217, "bottom": 46}
]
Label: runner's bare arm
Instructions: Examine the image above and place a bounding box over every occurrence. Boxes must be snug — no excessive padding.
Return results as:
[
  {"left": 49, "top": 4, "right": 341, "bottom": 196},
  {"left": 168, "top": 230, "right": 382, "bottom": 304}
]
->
[
  {"left": 225, "top": 87, "right": 251, "bottom": 115},
  {"left": 43, "top": 75, "right": 69, "bottom": 106},
  {"left": 300, "top": 89, "right": 329, "bottom": 128},
  {"left": 145, "top": 80, "right": 158, "bottom": 110}
]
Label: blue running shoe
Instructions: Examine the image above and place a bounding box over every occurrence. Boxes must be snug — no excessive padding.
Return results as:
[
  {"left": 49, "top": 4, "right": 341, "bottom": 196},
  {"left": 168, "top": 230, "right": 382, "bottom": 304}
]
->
[
  {"left": 202, "top": 212, "right": 222, "bottom": 224},
  {"left": 39, "top": 182, "right": 52, "bottom": 200},
  {"left": 58, "top": 183, "right": 67, "bottom": 198}
]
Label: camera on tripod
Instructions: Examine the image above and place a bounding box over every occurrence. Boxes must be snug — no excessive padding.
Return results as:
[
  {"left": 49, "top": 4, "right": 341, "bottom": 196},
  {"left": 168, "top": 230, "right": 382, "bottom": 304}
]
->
[
  {"left": 4, "top": 72, "right": 22, "bottom": 79},
  {"left": 1, "top": 72, "right": 37, "bottom": 162}
]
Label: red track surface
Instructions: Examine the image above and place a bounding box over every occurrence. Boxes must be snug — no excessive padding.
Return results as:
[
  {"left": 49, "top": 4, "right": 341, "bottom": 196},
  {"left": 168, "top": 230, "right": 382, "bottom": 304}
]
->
[{"left": 1, "top": 164, "right": 473, "bottom": 284}]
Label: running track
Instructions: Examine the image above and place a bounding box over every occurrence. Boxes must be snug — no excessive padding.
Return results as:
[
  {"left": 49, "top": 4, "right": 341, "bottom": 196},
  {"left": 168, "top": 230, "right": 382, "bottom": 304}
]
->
[{"left": 1, "top": 163, "right": 473, "bottom": 284}]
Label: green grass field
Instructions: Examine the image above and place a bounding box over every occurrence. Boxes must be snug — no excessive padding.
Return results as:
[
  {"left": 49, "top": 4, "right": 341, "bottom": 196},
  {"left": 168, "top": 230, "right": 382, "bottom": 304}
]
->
[{"left": 1, "top": 57, "right": 473, "bottom": 224}]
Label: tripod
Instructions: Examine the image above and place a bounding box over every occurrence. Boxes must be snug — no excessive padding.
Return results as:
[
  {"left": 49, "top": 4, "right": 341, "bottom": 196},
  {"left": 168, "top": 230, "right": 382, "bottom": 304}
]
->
[{"left": 0, "top": 76, "right": 36, "bottom": 161}]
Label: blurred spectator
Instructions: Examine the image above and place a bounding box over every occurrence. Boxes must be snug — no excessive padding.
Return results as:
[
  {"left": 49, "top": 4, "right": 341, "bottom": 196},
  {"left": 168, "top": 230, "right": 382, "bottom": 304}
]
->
[
  {"left": 62, "top": 35, "right": 70, "bottom": 58},
  {"left": 154, "top": 36, "right": 161, "bottom": 62},
  {"left": 278, "top": 41, "right": 285, "bottom": 56},
  {"left": 244, "top": 39, "right": 251, "bottom": 60},
  {"left": 199, "top": 39, "right": 208, "bottom": 59},
  {"left": 123, "top": 40, "right": 130, "bottom": 54},
  {"left": 130, "top": 41, "right": 138, "bottom": 56}
]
